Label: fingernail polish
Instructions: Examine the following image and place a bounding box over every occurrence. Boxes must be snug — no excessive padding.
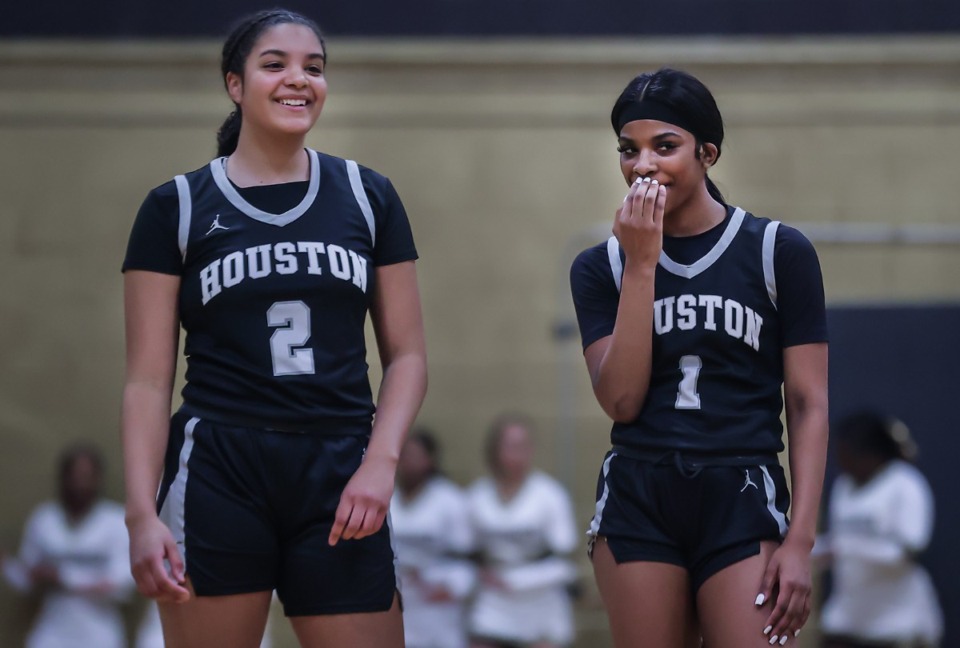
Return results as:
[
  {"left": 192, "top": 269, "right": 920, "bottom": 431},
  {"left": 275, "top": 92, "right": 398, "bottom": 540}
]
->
[
  {"left": 763, "top": 625, "right": 772, "bottom": 635},
  {"left": 755, "top": 593, "right": 765, "bottom": 606},
  {"left": 769, "top": 636, "right": 778, "bottom": 645},
  {"left": 780, "top": 636, "right": 788, "bottom": 645},
  {"left": 651, "top": 179, "right": 659, "bottom": 185},
  {"left": 642, "top": 177, "right": 650, "bottom": 183},
  {"left": 794, "top": 630, "right": 800, "bottom": 637}
]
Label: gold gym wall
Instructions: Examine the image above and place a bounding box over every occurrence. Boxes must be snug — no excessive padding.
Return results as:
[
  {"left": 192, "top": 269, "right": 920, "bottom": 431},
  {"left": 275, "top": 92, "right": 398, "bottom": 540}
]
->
[{"left": 1, "top": 37, "right": 958, "bottom": 646}]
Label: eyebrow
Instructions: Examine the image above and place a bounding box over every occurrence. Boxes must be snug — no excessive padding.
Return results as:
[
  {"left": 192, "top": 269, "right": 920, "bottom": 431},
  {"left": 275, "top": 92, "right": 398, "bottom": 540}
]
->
[
  {"left": 619, "top": 131, "right": 684, "bottom": 144},
  {"left": 258, "top": 49, "right": 325, "bottom": 60}
]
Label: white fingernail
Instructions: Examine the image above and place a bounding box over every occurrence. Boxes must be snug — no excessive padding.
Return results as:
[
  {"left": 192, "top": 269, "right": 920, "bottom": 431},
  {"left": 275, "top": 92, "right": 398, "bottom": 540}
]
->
[
  {"left": 634, "top": 177, "right": 643, "bottom": 185},
  {"left": 651, "top": 179, "right": 659, "bottom": 185},
  {"left": 769, "top": 636, "right": 778, "bottom": 645},
  {"left": 755, "top": 593, "right": 765, "bottom": 606},
  {"left": 794, "top": 630, "right": 800, "bottom": 637},
  {"left": 780, "top": 636, "right": 788, "bottom": 645},
  {"left": 763, "top": 625, "right": 772, "bottom": 635},
  {"left": 642, "top": 177, "right": 650, "bottom": 183}
]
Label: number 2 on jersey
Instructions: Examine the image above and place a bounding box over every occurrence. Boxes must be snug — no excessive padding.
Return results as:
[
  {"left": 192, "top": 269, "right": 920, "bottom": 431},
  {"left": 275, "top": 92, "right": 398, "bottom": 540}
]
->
[
  {"left": 267, "top": 301, "right": 316, "bottom": 376},
  {"left": 675, "top": 355, "right": 702, "bottom": 410}
]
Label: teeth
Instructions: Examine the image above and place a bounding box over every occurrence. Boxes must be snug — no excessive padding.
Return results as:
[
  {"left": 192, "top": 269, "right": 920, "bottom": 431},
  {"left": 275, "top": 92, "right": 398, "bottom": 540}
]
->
[{"left": 279, "top": 99, "right": 306, "bottom": 106}]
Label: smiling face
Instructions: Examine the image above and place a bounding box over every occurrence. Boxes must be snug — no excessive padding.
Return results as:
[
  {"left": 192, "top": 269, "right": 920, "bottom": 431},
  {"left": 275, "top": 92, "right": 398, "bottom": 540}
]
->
[
  {"left": 226, "top": 22, "right": 327, "bottom": 141},
  {"left": 617, "top": 119, "right": 718, "bottom": 215}
]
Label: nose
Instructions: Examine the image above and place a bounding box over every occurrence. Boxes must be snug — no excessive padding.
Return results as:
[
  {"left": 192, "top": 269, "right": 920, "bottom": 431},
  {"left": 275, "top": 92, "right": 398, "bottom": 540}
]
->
[
  {"left": 633, "top": 149, "right": 656, "bottom": 179},
  {"left": 286, "top": 68, "right": 307, "bottom": 88}
]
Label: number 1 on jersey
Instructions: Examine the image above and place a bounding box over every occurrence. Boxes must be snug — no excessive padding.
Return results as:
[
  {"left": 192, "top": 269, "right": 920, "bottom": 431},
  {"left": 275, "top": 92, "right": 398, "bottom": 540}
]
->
[
  {"left": 675, "top": 355, "right": 702, "bottom": 410},
  {"left": 267, "top": 301, "right": 316, "bottom": 376}
]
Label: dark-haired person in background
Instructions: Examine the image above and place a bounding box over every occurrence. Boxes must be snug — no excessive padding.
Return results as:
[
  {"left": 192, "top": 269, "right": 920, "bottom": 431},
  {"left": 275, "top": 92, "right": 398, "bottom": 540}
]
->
[
  {"left": 817, "top": 412, "right": 942, "bottom": 648},
  {"left": 120, "top": 8, "right": 426, "bottom": 647},
  {"left": 570, "top": 68, "right": 829, "bottom": 647},
  {"left": 2, "top": 444, "right": 133, "bottom": 648},
  {"left": 391, "top": 429, "right": 475, "bottom": 648}
]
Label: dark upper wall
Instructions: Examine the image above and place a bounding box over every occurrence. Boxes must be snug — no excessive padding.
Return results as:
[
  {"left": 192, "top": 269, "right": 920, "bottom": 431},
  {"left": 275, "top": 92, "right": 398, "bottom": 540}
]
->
[{"left": 4, "top": 0, "right": 959, "bottom": 37}]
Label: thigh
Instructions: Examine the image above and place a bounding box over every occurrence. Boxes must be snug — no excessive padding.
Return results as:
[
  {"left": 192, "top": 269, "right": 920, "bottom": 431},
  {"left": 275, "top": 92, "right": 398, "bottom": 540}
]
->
[
  {"left": 158, "top": 579, "right": 272, "bottom": 648},
  {"left": 290, "top": 591, "right": 404, "bottom": 648},
  {"left": 696, "top": 541, "right": 785, "bottom": 648},
  {"left": 592, "top": 538, "right": 699, "bottom": 648}
]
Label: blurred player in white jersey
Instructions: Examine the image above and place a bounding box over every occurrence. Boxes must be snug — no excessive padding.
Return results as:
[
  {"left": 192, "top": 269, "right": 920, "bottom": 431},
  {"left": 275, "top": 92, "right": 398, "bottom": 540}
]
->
[
  {"left": 391, "top": 429, "right": 475, "bottom": 648},
  {"left": 2, "top": 444, "right": 134, "bottom": 648},
  {"left": 818, "top": 412, "right": 942, "bottom": 648},
  {"left": 467, "top": 415, "right": 578, "bottom": 648}
]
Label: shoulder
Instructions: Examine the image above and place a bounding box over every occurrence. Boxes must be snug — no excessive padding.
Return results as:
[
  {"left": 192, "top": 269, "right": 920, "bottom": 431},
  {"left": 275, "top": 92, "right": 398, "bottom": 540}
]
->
[
  {"left": 885, "top": 460, "right": 931, "bottom": 492},
  {"left": 26, "top": 502, "right": 61, "bottom": 527},
  {"left": 429, "top": 477, "right": 468, "bottom": 504},
  {"left": 467, "top": 476, "right": 495, "bottom": 500},
  {"left": 528, "top": 471, "right": 568, "bottom": 498},
  {"left": 571, "top": 240, "right": 617, "bottom": 289},
  {"left": 775, "top": 223, "right": 819, "bottom": 256},
  {"left": 94, "top": 500, "right": 127, "bottom": 519}
]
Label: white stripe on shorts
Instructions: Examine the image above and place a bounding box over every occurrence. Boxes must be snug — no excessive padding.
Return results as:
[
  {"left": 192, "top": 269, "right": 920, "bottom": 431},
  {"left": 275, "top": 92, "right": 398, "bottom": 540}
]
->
[
  {"left": 587, "top": 452, "right": 617, "bottom": 537},
  {"left": 159, "top": 416, "right": 199, "bottom": 562},
  {"left": 760, "top": 465, "right": 789, "bottom": 538}
]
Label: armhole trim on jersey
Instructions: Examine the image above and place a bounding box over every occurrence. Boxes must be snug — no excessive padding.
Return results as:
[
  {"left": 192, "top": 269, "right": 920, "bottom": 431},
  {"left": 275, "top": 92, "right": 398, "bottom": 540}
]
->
[
  {"left": 174, "top": 174, "right": 192, "bottom": 263},
  {"left": 345, "top": 159, "right": 376, "bottom": 246},
  {"left": 607, "top": 236, "right": 623, "bottom": 294},
  {"left": 762, "top": 220, "right": 781, "bottom": 309}
]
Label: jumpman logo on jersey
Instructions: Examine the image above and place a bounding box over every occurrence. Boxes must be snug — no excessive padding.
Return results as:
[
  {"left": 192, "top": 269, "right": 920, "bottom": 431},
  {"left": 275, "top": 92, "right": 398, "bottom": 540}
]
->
[
  {"left": 740, "top": 469, "right": 758, "bottom": 492},
  {"left": 205, "top": 214, "right": 230, "bottom": 236}
]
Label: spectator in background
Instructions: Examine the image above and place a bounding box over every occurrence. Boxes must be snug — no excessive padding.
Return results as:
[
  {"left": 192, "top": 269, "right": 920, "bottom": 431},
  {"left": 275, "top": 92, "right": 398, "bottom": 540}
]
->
[
  {"left": 818, "top": 412, "right": 943, "bottom": 648},
  {"left": 1, "top": 443, "right": 133, "bottom": 648},
  {"left": 467, "top": 414, "right": 578, "bottom": 648},
  {"left": 391, "top": 429, "right": 475, "bottom": 648}
]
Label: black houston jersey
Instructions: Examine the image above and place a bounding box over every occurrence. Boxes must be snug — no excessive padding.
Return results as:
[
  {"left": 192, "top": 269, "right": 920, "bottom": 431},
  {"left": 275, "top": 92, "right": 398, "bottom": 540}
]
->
[
  {"left": 123, "top": 149, "right": 418, "bottom": 431},
  {"left": 571, "top": 207, "right": 825, "bottom": 456}
]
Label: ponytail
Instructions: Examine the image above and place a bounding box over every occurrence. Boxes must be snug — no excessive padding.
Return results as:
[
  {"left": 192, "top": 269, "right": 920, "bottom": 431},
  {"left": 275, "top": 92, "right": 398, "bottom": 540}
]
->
[{"left": 216, "top": 108, "right": 242, "bottom": 157}]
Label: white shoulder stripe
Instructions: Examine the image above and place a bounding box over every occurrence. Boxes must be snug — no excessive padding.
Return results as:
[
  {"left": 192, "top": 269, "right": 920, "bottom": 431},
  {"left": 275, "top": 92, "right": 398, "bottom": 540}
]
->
[
  {"left": 345, "top": 159, "right": 376, "bottom": 246},
  {"left": 174, "top": 174, "right": 192, "bottom": 262},
  {"left": 607, "top": 236, "right": 623, "bottom": 293},
  {"left": 762, "top": 220, "right": 781, "bottom": 308}
]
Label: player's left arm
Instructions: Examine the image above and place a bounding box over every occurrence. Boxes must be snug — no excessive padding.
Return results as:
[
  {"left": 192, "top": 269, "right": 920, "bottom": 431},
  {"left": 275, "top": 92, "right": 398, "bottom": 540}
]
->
[
  {"left": 329, "top": 260, "right": 427, "bottom": 546},
  {"left": 761, "top": 341, "right": 829, "bottom": 640}
]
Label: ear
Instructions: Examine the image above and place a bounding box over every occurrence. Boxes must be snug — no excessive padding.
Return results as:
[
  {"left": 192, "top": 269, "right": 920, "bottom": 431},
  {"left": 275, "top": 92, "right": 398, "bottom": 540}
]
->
[
  {"left": 700, "top": 142, "right": 720, "bottom": 168},
  {"left": 225, "top": 72, "right": 243, "bottom": 104}
]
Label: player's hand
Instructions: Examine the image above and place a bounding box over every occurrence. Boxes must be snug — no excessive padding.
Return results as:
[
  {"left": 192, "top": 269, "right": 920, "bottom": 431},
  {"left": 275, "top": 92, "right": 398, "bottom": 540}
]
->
[
  {"left": 757, "top": 539, "right": 812, "bottom": 644},
  {"left": 127, "top": 514, "right": 190, "bottom": 603},
  {"left": 328, "top": 453, "right": 396, "bottom": 546},
  {"left": 613, "top": 176, "right": 666, "bottom": 270},
  {"left": 28, "top": 563, "right": 62, "bottom": 589}
]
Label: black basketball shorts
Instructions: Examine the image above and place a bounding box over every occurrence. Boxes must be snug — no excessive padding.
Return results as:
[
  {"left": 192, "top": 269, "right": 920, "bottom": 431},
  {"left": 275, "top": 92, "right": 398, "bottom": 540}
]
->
[
  {"left": 587, "top": 448, "right": 790, "bottom": 591},
  {"left": 156, "top": 410, "right": 396, "bottom": 616}
]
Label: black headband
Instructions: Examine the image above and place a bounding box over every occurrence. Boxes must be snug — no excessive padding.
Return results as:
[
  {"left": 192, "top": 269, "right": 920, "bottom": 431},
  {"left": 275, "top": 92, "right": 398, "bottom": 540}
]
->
[{"left": 615, "top": 100, "right": 702, "bottom": 141}]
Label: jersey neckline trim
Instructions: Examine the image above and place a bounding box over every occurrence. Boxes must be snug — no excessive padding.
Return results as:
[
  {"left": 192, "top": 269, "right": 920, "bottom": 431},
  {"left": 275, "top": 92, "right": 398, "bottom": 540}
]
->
[
  {"left": 209, "top": 148, "right": 321, "bottom": 227},
  {"left": 658, "top": 206, "right": 745, "bottom": 279}
]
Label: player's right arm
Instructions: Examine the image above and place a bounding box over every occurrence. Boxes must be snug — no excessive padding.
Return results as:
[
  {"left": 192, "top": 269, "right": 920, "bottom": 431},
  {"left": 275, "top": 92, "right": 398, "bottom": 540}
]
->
[
  {"left": 583, "top": 178, "right": 665, "bottom": 423},
  {"left": 122, "top": 269, "right": 189, "bottom": 603}
]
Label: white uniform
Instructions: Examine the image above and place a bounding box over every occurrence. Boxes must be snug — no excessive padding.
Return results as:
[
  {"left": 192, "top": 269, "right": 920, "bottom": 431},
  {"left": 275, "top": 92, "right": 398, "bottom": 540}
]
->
[
  {"left": 2, "top": 500, "right": 134, "bottom": 648},
  {"left": 391, "top": 476, "right": 475, "bottom": 648},
  {"left": 467, "top": 471, "right": 578, "bottom": 646},
  {"left": 819, "top": 460, "right": 943, "bottom": 645}
]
